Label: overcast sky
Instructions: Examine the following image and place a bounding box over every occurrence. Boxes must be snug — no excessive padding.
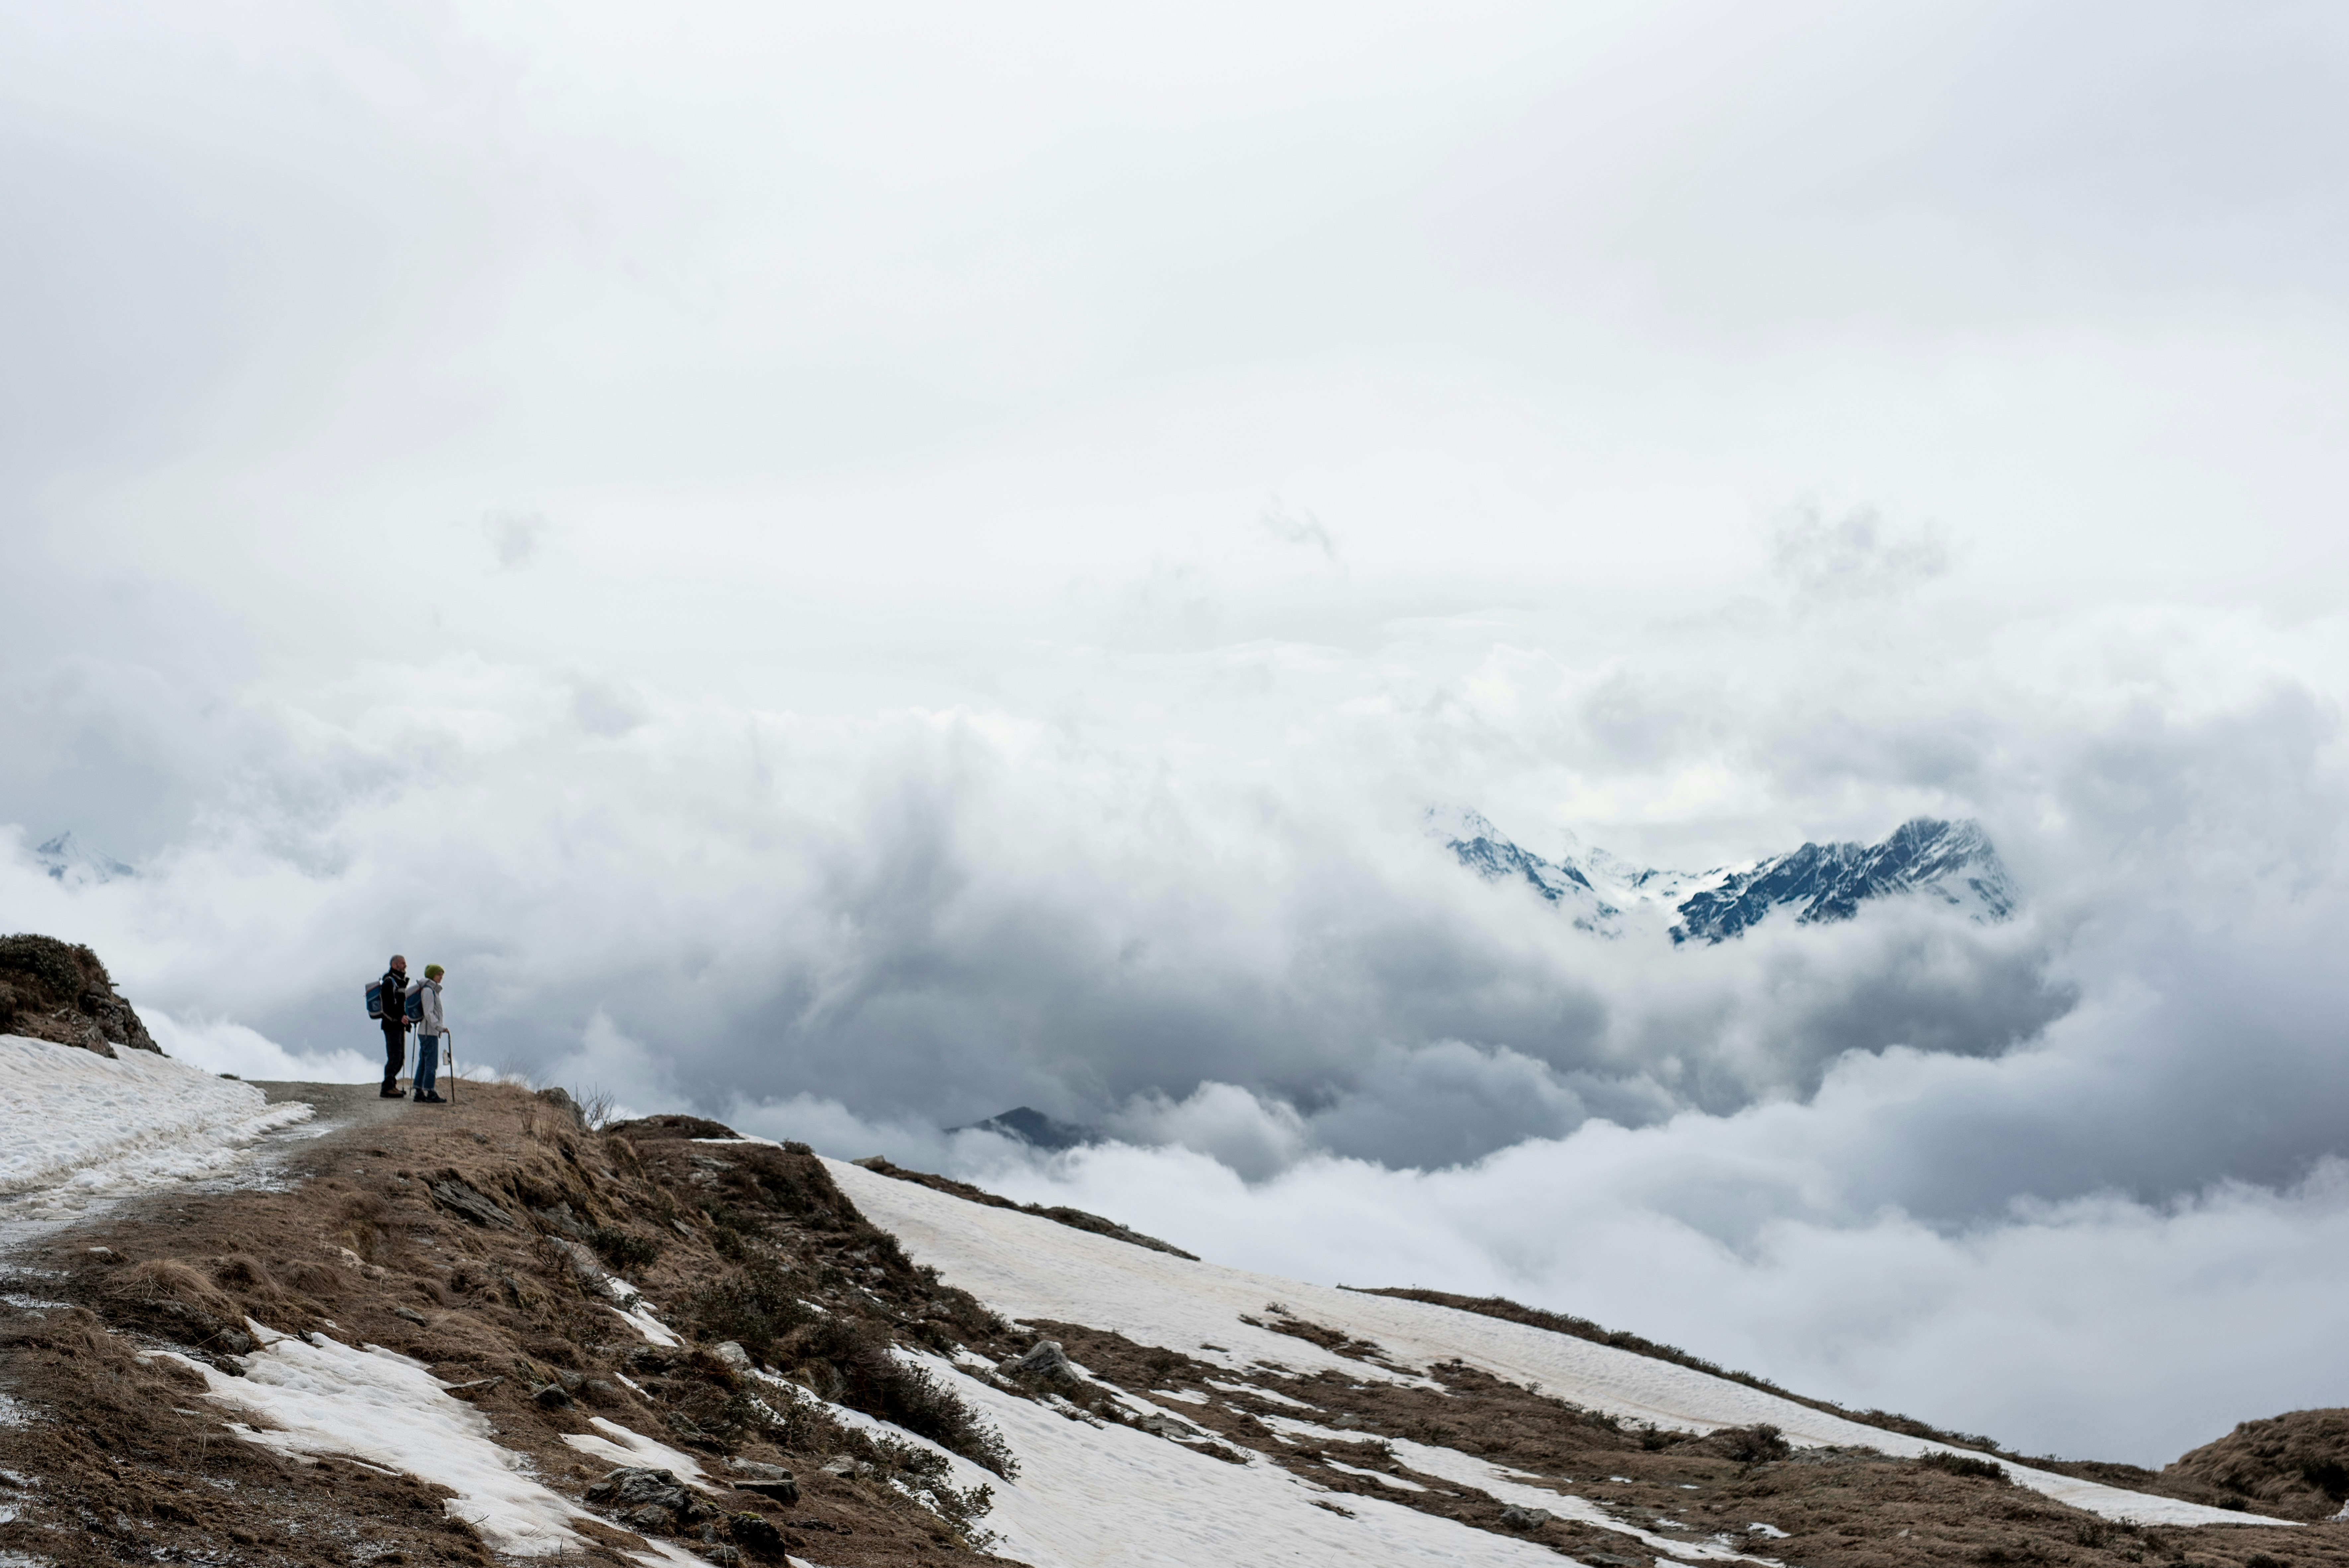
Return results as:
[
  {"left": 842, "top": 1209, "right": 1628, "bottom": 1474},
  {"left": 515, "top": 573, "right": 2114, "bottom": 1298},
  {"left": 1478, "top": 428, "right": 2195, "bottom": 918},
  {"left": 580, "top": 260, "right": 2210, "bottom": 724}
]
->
[{"left": 5, "top": 0, "right": 2348, "bottom": 1465}]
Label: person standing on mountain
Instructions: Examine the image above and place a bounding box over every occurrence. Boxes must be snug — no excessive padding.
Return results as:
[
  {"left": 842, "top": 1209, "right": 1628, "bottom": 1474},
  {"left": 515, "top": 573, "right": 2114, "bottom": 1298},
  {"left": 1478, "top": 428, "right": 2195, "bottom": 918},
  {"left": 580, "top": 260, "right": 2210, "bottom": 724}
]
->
[
  {"left": 378, "top": 954, "right": 411, "bottom": 1099},
  {"left": 411, "top": 963, "right": 447, "bottom": 1104}
]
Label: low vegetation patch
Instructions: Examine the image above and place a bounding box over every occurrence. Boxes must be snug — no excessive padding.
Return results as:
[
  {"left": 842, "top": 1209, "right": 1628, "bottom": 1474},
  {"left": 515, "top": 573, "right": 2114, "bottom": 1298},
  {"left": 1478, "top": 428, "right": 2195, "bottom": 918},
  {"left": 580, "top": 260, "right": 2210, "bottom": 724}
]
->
[{"left": 1917, "top": 1451, "right": 2011, "bottom": 1483}]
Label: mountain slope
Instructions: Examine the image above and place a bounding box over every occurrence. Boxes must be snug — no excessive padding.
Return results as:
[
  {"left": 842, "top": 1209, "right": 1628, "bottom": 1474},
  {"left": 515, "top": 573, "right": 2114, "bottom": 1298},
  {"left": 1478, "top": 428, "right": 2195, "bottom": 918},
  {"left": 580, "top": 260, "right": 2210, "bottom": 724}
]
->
[
  {"left": 2, "top": 1035, "right": 2333, "bottom": 1568},
  {"left": 829, "top": 1159, "right": 2269, "bottom": 1531}
]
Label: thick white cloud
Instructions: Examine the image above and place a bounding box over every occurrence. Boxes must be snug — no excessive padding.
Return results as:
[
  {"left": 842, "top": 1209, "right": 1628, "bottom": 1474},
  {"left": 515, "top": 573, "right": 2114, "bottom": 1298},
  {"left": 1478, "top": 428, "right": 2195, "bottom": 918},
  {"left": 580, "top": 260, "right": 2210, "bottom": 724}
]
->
[{"left": 4, "top": 0, "right": 2348, "bottom": 1466}]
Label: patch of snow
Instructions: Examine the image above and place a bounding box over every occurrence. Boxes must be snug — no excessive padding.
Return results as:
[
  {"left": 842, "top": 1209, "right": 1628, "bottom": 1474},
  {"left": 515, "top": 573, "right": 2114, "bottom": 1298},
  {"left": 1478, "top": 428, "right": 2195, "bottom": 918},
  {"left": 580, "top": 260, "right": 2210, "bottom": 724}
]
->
[
  {"left": 1747, "top": 1523, "right": 1790, "bottom": 1538},
  {"left": 770, "top": 1348, "right": 1565, "bottom": 1568},
  {"left": 0, "top": 1037, "right": 314, "bottom": 1218},
  {"left": 827, "top": 1158, "right": 2289, "bottom": 1529},
  {"left": 146, "top": 1333, "right": 674, "bottom": 1563},
  {"left": 560, "top": 1418, "right": 715, "bottom": 1489},
  {"left": 1152, "top": 1387, "right": 1210, "bottom": 1404},
  {"left": 609, "top": 1302, "right": 682, "bottom": 1347},
  {"left": 555, "top": 1244, "right": 683, "bottom": 1347}
]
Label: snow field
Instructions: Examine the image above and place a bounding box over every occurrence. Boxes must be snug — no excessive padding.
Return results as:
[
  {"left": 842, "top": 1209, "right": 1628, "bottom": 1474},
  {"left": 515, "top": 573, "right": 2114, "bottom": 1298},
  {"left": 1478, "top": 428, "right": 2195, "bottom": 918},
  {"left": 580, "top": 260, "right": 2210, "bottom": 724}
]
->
[
  {"left": 0, "top": 1035, "right": 313, "bottom": 1207},
  {"left": 823, "top": 1158, "right": 2285, "bottom": 1529},
  {"left": 740, "top": 1352, "right": 1564, "bottom": 1568},
  {"left": 152, "top": 1322, "right": 703, "bottom": 1567}
]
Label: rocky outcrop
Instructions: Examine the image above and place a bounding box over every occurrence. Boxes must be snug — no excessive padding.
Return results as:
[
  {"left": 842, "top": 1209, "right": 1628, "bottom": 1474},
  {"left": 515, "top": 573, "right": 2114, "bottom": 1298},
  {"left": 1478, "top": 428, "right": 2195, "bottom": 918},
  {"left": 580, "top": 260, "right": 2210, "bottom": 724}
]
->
[{"left": 0, "top": 933, "right": 161, "bottom": 1057}]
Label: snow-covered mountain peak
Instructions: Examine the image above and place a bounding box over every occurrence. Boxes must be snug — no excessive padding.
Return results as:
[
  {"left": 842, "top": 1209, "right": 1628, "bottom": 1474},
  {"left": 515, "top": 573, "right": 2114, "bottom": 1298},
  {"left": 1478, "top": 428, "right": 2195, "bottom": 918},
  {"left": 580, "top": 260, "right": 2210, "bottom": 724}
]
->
[
  {"left": 1433, "top": 812, "right": 2016, "bottom": 942},
  {"left": 34, "top": 831, "right": 134, "bottom": 888}
]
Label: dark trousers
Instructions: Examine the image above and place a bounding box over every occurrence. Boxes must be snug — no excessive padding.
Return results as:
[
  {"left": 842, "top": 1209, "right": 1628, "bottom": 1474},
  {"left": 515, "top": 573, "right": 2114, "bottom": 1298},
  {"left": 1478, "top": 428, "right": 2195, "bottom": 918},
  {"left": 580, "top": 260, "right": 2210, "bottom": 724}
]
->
[{"left": 382, "top": 1021, "right": 406, "bottom": 1088}]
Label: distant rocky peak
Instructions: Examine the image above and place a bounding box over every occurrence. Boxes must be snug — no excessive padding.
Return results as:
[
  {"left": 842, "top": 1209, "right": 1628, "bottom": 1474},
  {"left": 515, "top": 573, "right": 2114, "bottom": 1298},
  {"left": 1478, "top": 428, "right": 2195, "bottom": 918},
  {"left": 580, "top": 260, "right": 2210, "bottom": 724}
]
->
[
  {"left": 1666, "top": 816, "right": 2015, "bottom": 944},
  {"left": 947, "top": 1105, "right": 1096, "bottom": 1151},
  {"left": 1433, "top": 810, "right": 2016, "bottom": 943}
]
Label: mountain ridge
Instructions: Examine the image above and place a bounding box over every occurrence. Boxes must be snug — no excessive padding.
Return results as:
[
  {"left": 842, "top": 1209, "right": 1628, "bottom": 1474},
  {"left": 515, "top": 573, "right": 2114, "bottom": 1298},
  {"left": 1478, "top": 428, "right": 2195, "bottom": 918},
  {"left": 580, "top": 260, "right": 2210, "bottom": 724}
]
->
[{"left": 1435, "top": 810, "right": 2017, "bottom": 942}]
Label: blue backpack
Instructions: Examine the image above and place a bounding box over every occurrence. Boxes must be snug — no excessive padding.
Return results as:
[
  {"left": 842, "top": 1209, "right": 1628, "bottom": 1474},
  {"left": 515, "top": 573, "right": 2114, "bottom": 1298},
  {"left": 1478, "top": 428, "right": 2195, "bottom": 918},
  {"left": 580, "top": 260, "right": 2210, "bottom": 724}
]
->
[{"left": 364, "top": 981, "right": 423, "bottom": 1021}]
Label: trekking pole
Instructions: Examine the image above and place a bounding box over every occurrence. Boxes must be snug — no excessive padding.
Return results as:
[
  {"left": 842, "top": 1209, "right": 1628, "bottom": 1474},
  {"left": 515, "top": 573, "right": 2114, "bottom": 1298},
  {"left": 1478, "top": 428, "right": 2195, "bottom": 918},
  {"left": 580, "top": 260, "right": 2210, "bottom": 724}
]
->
[{"left": 447, "top": 1029, "right": 456, "bottom": 1106}]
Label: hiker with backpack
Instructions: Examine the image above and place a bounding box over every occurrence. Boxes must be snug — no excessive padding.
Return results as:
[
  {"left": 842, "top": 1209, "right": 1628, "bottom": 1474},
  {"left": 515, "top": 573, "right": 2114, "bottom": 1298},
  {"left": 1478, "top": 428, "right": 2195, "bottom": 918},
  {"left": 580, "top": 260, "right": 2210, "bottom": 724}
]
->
[
  {"left": 411, "top": 963, "right": 447, "bottom": 1104},
  {"left": 377, "top": 954, "right": 411, "bottom": 1098}
]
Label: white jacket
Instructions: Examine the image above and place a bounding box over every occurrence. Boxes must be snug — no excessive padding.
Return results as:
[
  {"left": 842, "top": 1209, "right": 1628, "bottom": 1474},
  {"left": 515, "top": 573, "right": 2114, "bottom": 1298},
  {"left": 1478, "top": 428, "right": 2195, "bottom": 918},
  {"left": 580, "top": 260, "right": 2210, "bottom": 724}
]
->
[{"left": 414, "top": 977, "right": 445, "bottom": 1034}]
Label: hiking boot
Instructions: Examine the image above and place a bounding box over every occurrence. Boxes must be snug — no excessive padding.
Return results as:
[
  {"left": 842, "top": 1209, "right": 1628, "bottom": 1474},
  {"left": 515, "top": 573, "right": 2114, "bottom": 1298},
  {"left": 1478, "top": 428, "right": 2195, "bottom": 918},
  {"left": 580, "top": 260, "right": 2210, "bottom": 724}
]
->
[
  {"left": 379, "top": 1086, "right": 406, "bottom": 1098},
  {"left": 417, "top": 1091, "right": 445, "bottom": 1104}
]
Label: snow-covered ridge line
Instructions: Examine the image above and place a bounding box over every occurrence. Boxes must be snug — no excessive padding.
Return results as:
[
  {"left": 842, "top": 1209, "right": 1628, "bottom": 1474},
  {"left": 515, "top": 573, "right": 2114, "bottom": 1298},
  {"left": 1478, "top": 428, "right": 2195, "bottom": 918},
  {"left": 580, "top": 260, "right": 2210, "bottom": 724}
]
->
[
  {"left": 1430, "top": 810, "right": 2017, "bottom": 942},
  {"left": 825, "top": 1158, "right": 2284, "bottom": 1529},
  {"left": 0, "top": 1035, "right": 313, "bottom": 1200}
]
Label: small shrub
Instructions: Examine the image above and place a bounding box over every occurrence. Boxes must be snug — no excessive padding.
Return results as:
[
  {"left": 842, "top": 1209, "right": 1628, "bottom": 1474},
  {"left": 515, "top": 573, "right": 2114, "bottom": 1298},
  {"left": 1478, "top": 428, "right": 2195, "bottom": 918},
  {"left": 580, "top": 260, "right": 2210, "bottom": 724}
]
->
[
  {"left": 1918, "top": 1450, "right": 2011, "bottom": 1484},
  {"left": 591, "top": 1225, "right": 661, "bottom": 1271},
  {"left": 784, "top": 1316, "right": 1016, "bottom": 1477},
  {"left": 1713, "top": 1423, "right": 1791, "bottom": 1462},
  {"left": 690, "top": 1257, "right": 814, "bottom": 1359}
]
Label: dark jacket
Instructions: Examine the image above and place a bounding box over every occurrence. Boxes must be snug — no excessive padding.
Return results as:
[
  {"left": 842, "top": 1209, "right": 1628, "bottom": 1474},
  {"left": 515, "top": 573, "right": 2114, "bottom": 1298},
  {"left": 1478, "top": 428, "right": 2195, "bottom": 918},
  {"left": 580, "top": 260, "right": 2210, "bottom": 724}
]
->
[{"left": 380, "top": 967, "right": 409, "bottom": 1029}]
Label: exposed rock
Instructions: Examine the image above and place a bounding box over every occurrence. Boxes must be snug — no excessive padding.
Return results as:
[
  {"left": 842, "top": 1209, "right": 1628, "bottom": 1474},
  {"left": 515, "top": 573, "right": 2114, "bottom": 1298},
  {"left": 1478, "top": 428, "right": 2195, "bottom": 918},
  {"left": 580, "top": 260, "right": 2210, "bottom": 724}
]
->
[
  {"left": 723, "top": 1511, "right": 787, "bottom": 1559},
  {"left": 0, "top": 933, "right": 162, "bottom": 1057},
  {"left": 726, "top": 1459, "right": 799, "bottom": 1505},
  {"left": 1138, "top": 1412, "right": 1198, "bottom": 1439},
  {"left": 1000, "top": 1338, "right": 1081, "bottom": 1384},
  {"left": 531, "top": 1202, "right": 593, "bottom": 1240},
  {"left": 1499, "top": 1505, "right": 1554, "bottom": 1528},
  {"left": 532, "top": 1381, "right": 574, "bottom": 1409},
  {"left": 392, "top": 1305, "right": 428, "bottom": 1325},
  {"left": 426, "top": 1177, "right": 517, "bottom": 1229},
  {"left": 587, "top": 1466, "right": 706, "bottom": 1529},
  {"left": 719, "top": 1512, "right": 784, "bottom": 1558},
  {"left": 712, "top": 1340, "right": 754, "bottom": 1374}
]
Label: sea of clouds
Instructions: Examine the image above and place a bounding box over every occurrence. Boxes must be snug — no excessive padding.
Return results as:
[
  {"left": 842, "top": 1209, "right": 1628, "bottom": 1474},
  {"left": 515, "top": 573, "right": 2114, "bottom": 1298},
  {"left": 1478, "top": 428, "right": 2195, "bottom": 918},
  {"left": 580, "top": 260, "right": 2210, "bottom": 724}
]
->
[{"left": 7, "top": 563, "right": 2345, "bottom": 1463}]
